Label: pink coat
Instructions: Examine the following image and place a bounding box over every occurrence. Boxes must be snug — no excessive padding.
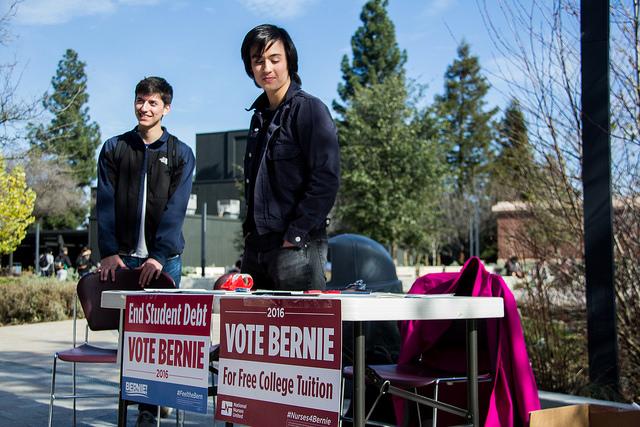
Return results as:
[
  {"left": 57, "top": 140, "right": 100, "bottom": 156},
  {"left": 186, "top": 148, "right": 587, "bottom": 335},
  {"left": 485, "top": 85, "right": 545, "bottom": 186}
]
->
[{"left": 396, "top": 257, "right": 540, "bottom": 426}]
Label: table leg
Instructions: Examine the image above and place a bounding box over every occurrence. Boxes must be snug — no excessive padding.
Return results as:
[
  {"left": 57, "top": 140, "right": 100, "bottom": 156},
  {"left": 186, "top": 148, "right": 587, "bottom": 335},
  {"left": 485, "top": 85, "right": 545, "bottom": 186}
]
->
[
  {"left": 117, "top": 308, "right": 127, "bottom": 427},
  {"left": 353, "top": 321, "right": 365, "bottom": 427},
  {"left": 466, "top": 319, "right": 479, "bottom": 427}
]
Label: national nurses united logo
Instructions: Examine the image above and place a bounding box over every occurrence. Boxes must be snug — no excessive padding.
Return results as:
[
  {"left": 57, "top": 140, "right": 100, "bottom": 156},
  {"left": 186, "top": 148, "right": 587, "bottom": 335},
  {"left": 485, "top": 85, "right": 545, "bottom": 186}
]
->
[{"left": 221, "top": 400, "right": 233, "bottom": 416}]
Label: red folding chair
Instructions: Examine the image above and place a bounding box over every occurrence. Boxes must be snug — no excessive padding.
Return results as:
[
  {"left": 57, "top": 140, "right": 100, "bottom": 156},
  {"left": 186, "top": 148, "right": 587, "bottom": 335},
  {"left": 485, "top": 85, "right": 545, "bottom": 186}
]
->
[{"left": 48, "top": 269, "right": 175, "bottom": 427}]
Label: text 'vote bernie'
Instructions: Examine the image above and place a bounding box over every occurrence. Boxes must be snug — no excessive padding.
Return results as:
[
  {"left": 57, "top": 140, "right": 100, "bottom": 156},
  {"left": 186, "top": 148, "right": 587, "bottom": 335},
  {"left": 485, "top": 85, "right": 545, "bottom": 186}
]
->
[
  {"left": 127, "top": 336, "right": 206, "bottom": 368},
  {"left": 225, "top": 323, "right": 336, "bottom": 361}
]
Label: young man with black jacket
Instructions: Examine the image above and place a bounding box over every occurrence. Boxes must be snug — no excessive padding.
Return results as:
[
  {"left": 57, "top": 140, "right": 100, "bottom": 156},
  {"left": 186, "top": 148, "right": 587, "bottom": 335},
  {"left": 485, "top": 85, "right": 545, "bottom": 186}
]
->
[
  {"left": 240, "top": 24, "right": 340, "bottom": 290},
  {"left": 96, "top": 76, "right": 194, "bottom": 426}
]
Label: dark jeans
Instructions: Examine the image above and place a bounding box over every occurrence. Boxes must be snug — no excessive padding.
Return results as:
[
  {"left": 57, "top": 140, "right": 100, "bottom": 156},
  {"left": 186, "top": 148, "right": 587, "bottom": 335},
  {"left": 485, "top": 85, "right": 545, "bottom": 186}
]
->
[
  {"left": 241, "top": 237, "right": 328, "bottom": 291},
  {"left": 121, "top": 255, "right": 181, "bottom": 416},
  {"left": 121, "top": 255, "right": 182, "bottom": 287}
]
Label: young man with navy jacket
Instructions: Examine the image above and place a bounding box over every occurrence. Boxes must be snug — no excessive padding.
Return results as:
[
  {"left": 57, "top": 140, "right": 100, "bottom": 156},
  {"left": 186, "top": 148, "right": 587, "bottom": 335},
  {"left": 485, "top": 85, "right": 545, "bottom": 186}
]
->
[
  {"left": 240, "top": 24, "right": 340, "bottom": 290},
  {"left": 96, "top": 76, "right": 194, "bottom": 425},
  {"left": 97, "top": 77, "right": 194, "bottom": 288},
  {"left": 96, "top": 77, "right": 195, "bottom": 285}
]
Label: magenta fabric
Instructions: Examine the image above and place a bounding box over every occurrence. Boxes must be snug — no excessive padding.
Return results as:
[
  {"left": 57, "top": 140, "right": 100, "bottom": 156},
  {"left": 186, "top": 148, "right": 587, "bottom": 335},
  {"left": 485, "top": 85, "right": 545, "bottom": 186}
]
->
[{"left": 395, "top": 257, "right": 540, "bottom": 426}]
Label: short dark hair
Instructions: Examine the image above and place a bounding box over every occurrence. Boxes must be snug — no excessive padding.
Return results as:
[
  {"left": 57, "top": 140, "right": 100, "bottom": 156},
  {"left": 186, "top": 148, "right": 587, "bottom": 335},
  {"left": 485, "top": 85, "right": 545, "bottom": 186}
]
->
[
  {"left": 241, "top": 24, "right": 301, "bottom": 86},
  {"left": 135, "top": 76, "right": 173, "bottom": 105}
]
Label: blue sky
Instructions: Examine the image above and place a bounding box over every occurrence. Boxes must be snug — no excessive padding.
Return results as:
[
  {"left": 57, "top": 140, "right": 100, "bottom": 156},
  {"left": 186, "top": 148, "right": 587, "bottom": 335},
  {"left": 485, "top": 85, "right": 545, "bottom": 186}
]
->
[{"left": 2, "top": 0, "right": 510, "bottom": 154}]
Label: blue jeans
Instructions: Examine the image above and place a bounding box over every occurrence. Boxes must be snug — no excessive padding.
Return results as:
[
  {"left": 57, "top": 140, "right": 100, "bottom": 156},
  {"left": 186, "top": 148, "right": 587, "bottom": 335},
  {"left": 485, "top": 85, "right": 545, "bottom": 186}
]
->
[{"left": 121, "top": 255, "right": 182, "bottom": 288}]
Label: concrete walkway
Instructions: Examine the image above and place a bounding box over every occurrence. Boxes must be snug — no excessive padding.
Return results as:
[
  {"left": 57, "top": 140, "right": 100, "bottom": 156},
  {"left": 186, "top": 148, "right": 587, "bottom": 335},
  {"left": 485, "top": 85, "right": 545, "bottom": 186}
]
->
[{"left": 0, "top": 317, "right": 221, "bottom": 426}]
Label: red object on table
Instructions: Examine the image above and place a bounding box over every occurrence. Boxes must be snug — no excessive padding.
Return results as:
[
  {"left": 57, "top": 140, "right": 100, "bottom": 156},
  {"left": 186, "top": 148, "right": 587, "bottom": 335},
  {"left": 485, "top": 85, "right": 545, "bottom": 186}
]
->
[{"left": 215, "top": 273, "right": 254, "bottom": 291}]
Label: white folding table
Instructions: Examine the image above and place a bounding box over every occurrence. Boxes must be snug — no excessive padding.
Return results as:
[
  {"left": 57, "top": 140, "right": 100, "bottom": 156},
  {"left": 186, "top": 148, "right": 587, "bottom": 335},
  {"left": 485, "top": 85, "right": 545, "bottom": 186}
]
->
[{"left": 101, "top": 291, "right": 504, "bottom": 427}]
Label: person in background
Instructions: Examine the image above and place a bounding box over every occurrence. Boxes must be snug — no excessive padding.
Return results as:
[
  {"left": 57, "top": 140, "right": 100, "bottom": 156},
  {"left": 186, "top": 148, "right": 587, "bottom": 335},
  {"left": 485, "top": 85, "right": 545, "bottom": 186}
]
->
[
  {"left": 239, "top": 24, "right": 340, "bottom": 291},
  {"left": 39, "top": 249, "right": 54, "bottom": 277},
  {"left": 505, "top": 255, "right": 524, "bottom": 279},
  {"left": 75, "top": 247, "right": 94, "bottom": 278},
  {"left": 54, "top": 247, "right": 72, "bottom": 281}
]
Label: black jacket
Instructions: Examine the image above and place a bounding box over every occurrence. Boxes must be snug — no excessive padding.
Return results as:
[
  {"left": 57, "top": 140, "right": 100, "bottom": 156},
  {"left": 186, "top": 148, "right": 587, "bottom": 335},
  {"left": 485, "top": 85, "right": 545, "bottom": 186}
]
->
[
  {"left": 244, "top": 82, "right": 340, "bottom": 247},
  {"left": 97, "top": 128, "right": 195, "bottom": 264}
]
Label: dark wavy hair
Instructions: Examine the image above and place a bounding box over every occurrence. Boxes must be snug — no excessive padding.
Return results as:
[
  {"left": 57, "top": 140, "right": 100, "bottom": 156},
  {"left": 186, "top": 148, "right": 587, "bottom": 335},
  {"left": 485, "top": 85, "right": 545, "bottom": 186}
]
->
[
  {"left": 135, "top": 76, "right": 173, "bottom": 105},
  {"left": 241, "top": 24, "right": 301, "bottom": 87}
]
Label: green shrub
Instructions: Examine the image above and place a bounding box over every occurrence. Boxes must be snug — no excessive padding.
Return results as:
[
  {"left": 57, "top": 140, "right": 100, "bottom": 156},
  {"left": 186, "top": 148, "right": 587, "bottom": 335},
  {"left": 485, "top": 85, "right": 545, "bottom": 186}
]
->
[{"left": 0, "top": 277, "right": 78, "bottom": 325}]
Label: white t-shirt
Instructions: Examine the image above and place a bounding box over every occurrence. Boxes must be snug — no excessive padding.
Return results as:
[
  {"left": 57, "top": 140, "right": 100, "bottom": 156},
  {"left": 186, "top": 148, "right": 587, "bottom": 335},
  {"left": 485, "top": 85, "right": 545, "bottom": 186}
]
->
[{"left": 133, "top": 172, "right": 149, "bottom": 258}]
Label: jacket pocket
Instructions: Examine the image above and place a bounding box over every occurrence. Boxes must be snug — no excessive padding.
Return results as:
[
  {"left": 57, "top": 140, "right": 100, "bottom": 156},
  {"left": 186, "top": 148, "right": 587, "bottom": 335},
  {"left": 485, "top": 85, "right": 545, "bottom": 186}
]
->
[
  {"left": 268, "top": 144, "right": 301, "bottom": 160},
  {"left": 267, "top": 144, "right": 304, "bottom": 190}
]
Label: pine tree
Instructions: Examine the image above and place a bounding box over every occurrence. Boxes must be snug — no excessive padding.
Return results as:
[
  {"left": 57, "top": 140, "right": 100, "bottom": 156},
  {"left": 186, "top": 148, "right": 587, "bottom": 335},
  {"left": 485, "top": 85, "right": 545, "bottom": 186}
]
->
[
  {"left": 29, "top": 49, "right": 101, "bottom": 189},
  {"left": 333, "top": 0, "right": 447, "bottom": 258},
  {"left": 337, "top": 76, "right": 442, "bottom": 253},
  {"left": 432, "top": 41, "right": 498, "bottom": 262},
  {"left": 27, "top": 49, "right": 100, "bottom": 228},
  {"left": 492, "top": 98, "right": 535, "bottom": 201},
  {"left": 333, "top": 0, "right": 407, "bottom": 117},
  {"left": 434, "top": 41, "right": 497, "bottom": 196}
]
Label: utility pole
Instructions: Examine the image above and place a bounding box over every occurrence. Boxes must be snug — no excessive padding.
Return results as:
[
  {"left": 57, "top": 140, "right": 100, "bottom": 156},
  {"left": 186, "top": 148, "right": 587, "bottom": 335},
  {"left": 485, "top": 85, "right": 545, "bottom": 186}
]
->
[{"left": 581, "top": 0, "right": 619, "bottom": 396}]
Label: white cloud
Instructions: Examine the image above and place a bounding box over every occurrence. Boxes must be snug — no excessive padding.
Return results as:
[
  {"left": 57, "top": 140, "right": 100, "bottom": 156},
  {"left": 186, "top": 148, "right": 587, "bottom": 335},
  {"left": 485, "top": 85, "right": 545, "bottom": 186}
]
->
[
  {"left": 14, "top": 0, "right": 162, "bottom": 25},
  {"left": 236, "top": 0, "right": 317, "bottom": 20},
  {"left": 15, "top": 0, "right": 114, "bottom": 25},
  {"left": 424, "top": 0, "right": 455, "bottom": 17}
]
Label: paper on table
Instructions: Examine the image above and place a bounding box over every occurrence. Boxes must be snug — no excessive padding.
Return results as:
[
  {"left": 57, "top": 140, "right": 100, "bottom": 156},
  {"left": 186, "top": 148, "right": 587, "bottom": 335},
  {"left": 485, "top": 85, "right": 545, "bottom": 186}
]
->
[
  {"left": 404, "top": 293, "right": 455, "bottom": 298},
  {"left": 143, "top": 288, "right": 227, "bottom": 293}
]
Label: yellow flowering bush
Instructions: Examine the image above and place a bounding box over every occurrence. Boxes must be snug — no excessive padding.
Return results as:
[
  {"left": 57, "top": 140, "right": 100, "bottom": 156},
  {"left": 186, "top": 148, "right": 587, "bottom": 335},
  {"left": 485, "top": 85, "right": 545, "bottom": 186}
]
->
[{"left": 0, "top": 155, "right": 36, "bottom": 255}]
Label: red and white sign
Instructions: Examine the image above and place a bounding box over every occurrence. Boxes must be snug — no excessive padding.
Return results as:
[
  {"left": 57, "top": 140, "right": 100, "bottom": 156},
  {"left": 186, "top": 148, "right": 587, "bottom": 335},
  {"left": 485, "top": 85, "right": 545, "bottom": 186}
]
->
[
  {"left": 215, "top": 297, "right": 342, "bottom": 426},
  {"left": 122, "top": 294, "right": 212, "bottom": 413}
]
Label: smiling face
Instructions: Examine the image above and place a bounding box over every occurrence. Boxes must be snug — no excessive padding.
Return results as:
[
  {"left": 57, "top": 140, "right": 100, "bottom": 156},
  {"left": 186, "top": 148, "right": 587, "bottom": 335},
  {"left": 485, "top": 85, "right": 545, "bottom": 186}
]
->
[
  {"left": 134, "top": 92, "right": 170, "bottom": 131},
  {"left": 250, "top": 39, "right": 291, "bottom": 100}
]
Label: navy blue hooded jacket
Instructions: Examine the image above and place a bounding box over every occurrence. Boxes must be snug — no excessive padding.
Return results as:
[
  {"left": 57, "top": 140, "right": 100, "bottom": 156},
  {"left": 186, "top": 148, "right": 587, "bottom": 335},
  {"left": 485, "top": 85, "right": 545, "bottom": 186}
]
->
[{"left": 97, "top": 128, "right": 195, "bottom": 265}]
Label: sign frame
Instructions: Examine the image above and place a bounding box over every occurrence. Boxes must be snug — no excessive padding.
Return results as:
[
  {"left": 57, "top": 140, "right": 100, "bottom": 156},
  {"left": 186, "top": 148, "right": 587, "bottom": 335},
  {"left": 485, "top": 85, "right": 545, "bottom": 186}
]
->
[{"left": 122, "top": 293, "right": 213, "bottom": 413}]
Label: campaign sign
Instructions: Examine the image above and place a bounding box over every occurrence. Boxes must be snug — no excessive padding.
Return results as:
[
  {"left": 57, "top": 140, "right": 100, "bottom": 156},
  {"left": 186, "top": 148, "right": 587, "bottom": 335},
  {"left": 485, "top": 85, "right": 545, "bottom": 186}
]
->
[
  {"left": 122, "top": 294, "right": 212, "bottom": 413},
  {"left": 215, "top": 297, "right": 342, "bottom": 427}
]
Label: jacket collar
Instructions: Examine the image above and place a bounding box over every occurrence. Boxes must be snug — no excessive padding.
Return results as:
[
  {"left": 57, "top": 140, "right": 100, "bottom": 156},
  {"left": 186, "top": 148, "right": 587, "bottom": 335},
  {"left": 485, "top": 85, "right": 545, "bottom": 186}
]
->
[
  {"left": 130, "top": 126, "right": 169, "bottom": 149},
  {"left": 247, "top": 81, "right": 301, "bottom": 112}
]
